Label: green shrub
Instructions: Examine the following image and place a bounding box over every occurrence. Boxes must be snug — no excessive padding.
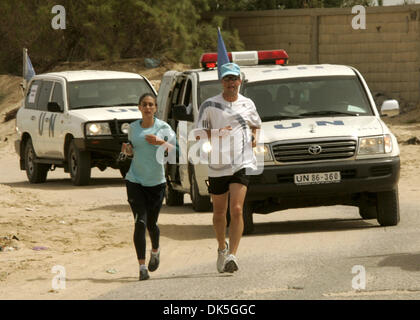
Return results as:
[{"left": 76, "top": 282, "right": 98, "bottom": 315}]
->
[{"left": 0, "top": 0, "right": 244, "bottom": 74}]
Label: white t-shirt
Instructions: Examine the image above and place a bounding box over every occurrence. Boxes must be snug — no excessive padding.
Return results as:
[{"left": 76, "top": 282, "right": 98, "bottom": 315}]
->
[{"left": 195, "top": 93, "right": 262, "bottom": 177}]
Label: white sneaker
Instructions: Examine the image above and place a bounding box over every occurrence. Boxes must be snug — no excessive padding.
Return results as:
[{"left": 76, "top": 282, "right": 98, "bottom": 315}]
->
[
  {"left": 217, "top": 241, "right": 229, "bottom": 273},
  {"left": 223, "top": 254, "right": 239, "bottom": 273}
]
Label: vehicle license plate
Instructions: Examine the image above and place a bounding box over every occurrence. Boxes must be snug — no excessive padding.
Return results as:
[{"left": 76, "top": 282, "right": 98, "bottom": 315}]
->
[{"left": 294, "top": 171, "right": 341, "bottom": 185}]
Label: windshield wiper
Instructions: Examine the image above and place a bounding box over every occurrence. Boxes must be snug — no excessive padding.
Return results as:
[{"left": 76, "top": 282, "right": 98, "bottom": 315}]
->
[
  {"left": 72, "top": 103, "right": 139, "bottom": 110},
  {"left": 72, "top": 105, "right": 112, "bottom": 109},
  {"left": 298, "top": 110, "right": 358, "bottom": 117},
  {"left": 112, "top": 103, "right": 138, "bottom": 106},
  {"left": 262, "top": 115, "right": 303, "bottom": 121}
]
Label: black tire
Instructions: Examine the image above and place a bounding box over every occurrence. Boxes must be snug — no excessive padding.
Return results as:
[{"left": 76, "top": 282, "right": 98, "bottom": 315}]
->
[
  {"left": 358, "top": 204, "right": 377, "bottom": 220},
  {"left": 165, "top": 182, "right": 184, "bottom": 206},
  {"left": 226, "top": 201, "right": 254, "bottom": 235},
  {"left": 190, "top": 171, "right": 212, "bottom": 212},
  {"left": 24, "top": 138, "right": 49, "bottom": 183},
  {"left": 377, "top": 188, "right": 400, "bottom": 226},
  {"left": 68, "top": 140, "right": 91, "bottom": 186}
]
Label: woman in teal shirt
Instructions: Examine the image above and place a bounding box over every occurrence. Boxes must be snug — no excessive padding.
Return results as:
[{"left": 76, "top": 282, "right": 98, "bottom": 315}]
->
[{"left": 122, "top": 93, "right": 177, "bottom": 281}]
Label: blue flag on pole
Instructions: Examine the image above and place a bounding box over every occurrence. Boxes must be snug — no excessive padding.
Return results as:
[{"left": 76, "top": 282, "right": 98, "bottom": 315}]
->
[
  {"left": 217, "top": 27, "right": 230, "bottom": 79},
  {"left": 25, "top": 51, "right": 36, "bottom": 82}
]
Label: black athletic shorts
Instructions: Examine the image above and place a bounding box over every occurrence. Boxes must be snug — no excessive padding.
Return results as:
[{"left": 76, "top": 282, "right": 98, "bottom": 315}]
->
[{"left": 207, "top": 168, "right": 250, "bottom": 195}]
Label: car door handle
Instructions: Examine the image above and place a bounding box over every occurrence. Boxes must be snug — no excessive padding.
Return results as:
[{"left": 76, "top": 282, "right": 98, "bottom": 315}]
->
[
  {"left": 45, "top": 117, "right": 49, "bottom": 122},
  {"left": 31, "top": 116, "right": 36, "bottom": 121}
]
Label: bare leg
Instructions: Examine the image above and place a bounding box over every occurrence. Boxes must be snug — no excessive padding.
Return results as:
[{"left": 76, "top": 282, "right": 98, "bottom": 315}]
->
[
  {"left": 228, "top": 183, "right": 247, "bottom": 255},
  {"left": 210, "top": 192, "right": 229, "bottom": 250}
]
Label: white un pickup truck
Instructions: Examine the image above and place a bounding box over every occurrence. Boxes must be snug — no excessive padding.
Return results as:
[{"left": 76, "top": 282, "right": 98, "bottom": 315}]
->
[{"left": 157, "top": 50, "right": 400, "bottom": 234}]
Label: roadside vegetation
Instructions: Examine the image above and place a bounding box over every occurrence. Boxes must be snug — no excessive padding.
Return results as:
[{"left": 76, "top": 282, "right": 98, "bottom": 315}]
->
[
  {"left": 0, "top": 1, "right": 243, "bottom": 75},
  {"left": 0, "top": 0, "right": 376, "bottom": 75}
]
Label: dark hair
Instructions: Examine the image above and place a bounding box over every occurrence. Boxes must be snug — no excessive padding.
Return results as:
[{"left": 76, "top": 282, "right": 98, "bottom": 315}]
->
[{"left": 139, "top": 93, "right": 157, "bottom": 105}]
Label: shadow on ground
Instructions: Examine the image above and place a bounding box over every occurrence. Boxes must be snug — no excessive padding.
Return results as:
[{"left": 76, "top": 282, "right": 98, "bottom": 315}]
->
[
  {"left": 251, "top": 218, "right": 379, "bottom": 237},
  {"left": 377, "top": 253, "right": 420, "bottom": 272},
  {"left": 4, "top": 177, "right": 125, "bottom": 190},
  {"left": 158, "top": 218, "right": 379, "bottom": 241}
]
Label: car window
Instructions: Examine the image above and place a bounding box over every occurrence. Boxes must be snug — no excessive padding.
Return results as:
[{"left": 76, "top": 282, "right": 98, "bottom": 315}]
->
[
  {"left": 37, "top": 81, "right": 54, "bottom": 111},
  {"left": 183, "top": 79, "right": 192, "bottom": 106},
  {"left": 183, "top": 79, "right": 194, "bottom": 119},
  {"left": 25, "top": 80, "right": 42, "bottom": 110},
  {"left": 170, "top": 79, "right": 184, "bottom": 107},
  {"left": 51, "top": 82, "right": 64, "bottom": 111}
]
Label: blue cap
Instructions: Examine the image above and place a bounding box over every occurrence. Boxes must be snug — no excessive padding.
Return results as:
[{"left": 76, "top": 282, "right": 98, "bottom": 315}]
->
[{"left": 220, "top": 63, "right": 240, "bottom": 79}]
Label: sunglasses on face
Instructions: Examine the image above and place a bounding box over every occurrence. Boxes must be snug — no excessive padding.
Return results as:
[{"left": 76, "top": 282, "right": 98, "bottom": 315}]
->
[{"left": 223, "top": 75, "right": 240, "bottom": 81}]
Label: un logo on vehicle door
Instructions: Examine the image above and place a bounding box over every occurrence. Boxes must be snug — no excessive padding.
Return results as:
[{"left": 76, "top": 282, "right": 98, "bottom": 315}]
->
[{"left": 308, "top": 145, "right": 322, "bottom": 155}]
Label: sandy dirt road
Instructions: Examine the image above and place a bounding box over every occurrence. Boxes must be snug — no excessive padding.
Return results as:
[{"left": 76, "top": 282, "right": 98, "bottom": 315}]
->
[
  {"left": 0, "top": 121, "right": 419, "bottom": 300},
  {"left": 0, "top": 141, "right": 217, "bottom": 299}
]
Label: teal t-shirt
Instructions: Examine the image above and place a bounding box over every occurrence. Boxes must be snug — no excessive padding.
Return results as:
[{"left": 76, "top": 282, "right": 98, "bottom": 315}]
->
[{"left": 125, "top": 118, "right": 176, "bottom": 187}]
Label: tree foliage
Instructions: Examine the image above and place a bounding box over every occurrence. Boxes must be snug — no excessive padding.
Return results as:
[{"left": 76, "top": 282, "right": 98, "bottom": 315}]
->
[
  {"left": 0, "top": 0, "right": 373, "bottom": 75},
  {"left": 0, "top": 0, "right": 244, "bottom": 74}
]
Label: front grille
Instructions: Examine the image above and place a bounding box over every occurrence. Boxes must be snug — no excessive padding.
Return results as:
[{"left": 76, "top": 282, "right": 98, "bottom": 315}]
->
[
  {"left": 271, "top": 138, "right": 357, "bottom": 163},
  {"left": 108, "top": 119, "right": 136, "bottom": 135}
]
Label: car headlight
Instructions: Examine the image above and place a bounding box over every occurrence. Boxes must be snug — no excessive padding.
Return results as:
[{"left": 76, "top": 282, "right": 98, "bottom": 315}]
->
[
  {"left": 384, "top": 134, "right": 393, "bottom": 153},
  {"left": 121, "top": 123, "right": 130, "bottom": 134},
  {"left": 85, "top": 122, "right": 111, "bottom": 136},
  {"left": 358, "top": 135, "right": 392, "bottom": 155},
  {"left": 254, "top": 144, "right": 273, "bottom": 161}
]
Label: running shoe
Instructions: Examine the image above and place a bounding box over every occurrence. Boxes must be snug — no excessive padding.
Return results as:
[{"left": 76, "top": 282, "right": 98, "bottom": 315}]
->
[
  {"left": 223, "top": 254, "right": 239, "bottom": 273},
  {"left": 217, "top": 241, "right": 229, "bottom": 273},
  {"left": 139, "top": 268, "right": 150, "bottom": 281},
  {"left": 148, "top": 249, "right": 160, "bottom": 272}
]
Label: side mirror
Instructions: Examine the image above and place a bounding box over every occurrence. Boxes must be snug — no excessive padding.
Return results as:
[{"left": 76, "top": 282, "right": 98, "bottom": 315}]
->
[
  {"left": 380, "top": 99, "right": 399, "bottom": 116},
  {"left": 47, "top": 102, "right": 63, "bottom": 113},
  {"left": 173, "top": 104, "right": 193, "bottom": 122}
]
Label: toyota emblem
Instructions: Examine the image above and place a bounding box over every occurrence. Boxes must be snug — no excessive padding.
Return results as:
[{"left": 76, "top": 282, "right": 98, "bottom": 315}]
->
[{"left": 308, "top": 145, "right": 322, "bottom": 155}]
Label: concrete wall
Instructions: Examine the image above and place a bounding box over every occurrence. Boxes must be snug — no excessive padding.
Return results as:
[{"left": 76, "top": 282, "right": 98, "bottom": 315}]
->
[{"left": 224, "top": 5, "right": 420, "bottom": 109}]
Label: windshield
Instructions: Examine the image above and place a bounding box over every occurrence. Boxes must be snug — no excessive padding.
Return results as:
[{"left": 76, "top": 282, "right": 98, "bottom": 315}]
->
[
  {"left": 243, "top": 76, "right": 373, "bottom": 121},
  {"left": 68, "top": 79, "right": 154, "bottom": 110}
]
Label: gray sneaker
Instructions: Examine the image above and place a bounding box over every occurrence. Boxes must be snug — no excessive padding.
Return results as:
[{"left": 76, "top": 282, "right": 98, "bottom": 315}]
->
[
  {"left": 148, "top": 249, "right": 160, "bottom": 272},
  {"left": 223, "top": 254, "right": 239, "bottom": 273},
  {"left": 139, "top": 268, "right": 150, "bottom": 281},
  {"left": 217, "top": 241, "right": 229, "bottom": 273}
]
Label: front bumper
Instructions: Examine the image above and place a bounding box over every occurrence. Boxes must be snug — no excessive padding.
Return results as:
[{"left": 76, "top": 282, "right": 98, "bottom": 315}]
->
[
  {"left": 74, "top": 136, "right": 127, "bottom": 156},
  {"left": 74, "top": 136, "right": 131, "bottom": 170},
  {"left": 246, "top": 157, "right": 400, "bottom": 212}
]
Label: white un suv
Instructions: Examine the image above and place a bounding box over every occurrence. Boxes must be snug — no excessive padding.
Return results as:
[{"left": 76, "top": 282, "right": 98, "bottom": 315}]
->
[
  {"left": 157, "top": 50, "right": 401, "bottom": 234},
  {"left": 15, "top": 70, "right": 156, "bottom": 185}
]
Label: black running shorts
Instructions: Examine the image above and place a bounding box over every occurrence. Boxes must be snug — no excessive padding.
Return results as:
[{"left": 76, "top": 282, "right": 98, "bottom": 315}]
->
[{"left": 207, "top": 168, "right": 250, "bottom": 195}]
